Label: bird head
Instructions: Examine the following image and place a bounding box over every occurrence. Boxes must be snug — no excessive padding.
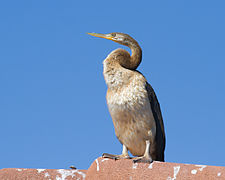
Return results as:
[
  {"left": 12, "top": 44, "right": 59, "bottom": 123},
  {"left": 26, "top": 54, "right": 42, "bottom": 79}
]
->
[{"left": 87, "top": 32, "right": 134, "bottom": 47}]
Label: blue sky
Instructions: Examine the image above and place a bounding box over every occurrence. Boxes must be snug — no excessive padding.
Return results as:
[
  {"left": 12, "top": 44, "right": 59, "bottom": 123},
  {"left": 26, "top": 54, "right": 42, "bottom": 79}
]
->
[{"left": 0, "top": 0, "right": 224, "bottom": 170}]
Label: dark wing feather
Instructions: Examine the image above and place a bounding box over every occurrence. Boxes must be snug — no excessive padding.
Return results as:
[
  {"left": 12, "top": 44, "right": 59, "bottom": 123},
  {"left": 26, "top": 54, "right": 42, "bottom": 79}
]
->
[{"left": 146, "top": 82, "right": 166, "bottom": 161}]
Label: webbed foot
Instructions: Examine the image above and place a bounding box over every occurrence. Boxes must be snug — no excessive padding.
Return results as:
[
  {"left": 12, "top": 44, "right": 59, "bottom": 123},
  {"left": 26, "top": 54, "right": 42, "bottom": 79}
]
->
[
  {"left": 133, "top": 156, "right": 153, "bottom": 164},
  {"left": 102, "top": 153, "right": 131, "bottom": 160}
]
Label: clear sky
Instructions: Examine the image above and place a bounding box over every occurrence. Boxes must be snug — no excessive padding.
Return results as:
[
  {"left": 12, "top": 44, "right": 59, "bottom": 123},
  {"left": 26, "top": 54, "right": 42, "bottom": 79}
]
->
[{"left": 0, "top": 0, "right": 224, "bottom": 170}]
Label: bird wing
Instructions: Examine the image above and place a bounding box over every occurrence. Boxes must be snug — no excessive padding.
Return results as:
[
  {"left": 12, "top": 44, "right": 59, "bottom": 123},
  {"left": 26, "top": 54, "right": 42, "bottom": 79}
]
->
[{"left": 146, "top": 82, "right": 166, "bottom": 152}]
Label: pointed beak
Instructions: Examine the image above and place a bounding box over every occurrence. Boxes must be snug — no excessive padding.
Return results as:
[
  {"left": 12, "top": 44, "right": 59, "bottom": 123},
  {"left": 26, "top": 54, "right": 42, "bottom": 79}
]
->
[{"left": 87, "top": 32, "right": 114, "bottom": 41}]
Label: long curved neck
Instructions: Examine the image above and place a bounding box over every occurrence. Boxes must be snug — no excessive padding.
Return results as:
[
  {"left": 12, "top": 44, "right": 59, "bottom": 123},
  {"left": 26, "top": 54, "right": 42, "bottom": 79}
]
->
[{"left": 128, "top": 42, "right": 142, "bottom": 70}]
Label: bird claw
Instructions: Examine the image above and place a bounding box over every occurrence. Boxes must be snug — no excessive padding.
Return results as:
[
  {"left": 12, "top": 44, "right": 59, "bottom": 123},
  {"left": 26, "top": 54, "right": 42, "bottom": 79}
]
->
[
  {"left": 102, "top": 153, "right": 118, "bottom": 160},
  {"left": 102, "top": 153, "right": 131, "bottom": 160},
  {"left": 133, "top": 156, "right": 153, "bottom": 164}
]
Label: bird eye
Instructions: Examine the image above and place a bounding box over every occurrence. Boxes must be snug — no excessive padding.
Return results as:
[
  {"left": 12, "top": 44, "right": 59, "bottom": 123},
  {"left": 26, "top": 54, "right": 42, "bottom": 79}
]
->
[{"left": 111, "top": 33, "right": 116, "bottom": 37}]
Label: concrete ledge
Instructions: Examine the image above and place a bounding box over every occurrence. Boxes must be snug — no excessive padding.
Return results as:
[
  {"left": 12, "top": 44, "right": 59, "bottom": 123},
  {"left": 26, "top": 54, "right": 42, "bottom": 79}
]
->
[{"left": 0, "top": 157, "right": 224, "bottom": 179}]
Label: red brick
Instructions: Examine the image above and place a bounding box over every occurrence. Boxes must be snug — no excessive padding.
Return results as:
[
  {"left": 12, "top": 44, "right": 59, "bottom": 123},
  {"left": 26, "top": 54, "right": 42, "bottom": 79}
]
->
[
  {"left": 86, "top": 157, "right": 225, "bottom": 180},
  {"left": 0, "top": 158, "right": 224, "bottom": 179},
  {"left": 0, "top": 168, "right": 86, "bottom": 180}
]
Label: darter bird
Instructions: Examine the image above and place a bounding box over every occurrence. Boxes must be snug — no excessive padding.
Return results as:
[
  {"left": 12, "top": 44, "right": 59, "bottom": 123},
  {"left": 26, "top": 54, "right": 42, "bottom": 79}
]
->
[{"left": 87, "top": 32, "right": 165, "bottom": 163}]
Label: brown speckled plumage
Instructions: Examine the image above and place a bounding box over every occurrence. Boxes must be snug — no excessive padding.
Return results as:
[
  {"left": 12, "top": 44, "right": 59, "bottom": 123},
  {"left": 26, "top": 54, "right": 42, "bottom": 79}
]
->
[{"left": 88, "top": 32, "right": 165, "bottom": 162}]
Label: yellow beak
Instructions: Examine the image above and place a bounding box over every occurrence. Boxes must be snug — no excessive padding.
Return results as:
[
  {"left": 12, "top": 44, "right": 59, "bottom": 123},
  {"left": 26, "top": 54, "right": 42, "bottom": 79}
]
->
[{"left": 87, "top": 32, "right": 114, "bottom": 41}]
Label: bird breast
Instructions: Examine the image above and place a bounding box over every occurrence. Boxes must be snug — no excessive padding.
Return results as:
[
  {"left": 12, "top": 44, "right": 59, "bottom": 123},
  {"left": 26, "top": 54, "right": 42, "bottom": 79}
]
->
[
  {"left": 103, "top": 59, "right": 156, "bottom": 156},
  {"left": 105, "top": 71, "right": 155, "bottom": 130}
]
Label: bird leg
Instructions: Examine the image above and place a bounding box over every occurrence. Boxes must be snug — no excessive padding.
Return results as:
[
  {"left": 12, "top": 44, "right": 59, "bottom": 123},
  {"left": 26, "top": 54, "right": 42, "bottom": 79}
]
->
[
  {"left": 133, "top": 140, "right": 153, "bottom": 163},
  {"left": 102, "top": 144, "right": 131, "bottom": 160}
]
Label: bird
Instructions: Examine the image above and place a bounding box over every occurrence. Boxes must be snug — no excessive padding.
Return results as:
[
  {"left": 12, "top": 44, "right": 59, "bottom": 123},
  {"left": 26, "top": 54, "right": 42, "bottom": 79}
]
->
[{"left": 87, "top": 32, "right": 165, "bottom": 163}]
